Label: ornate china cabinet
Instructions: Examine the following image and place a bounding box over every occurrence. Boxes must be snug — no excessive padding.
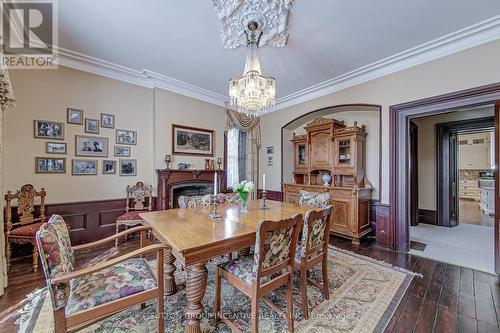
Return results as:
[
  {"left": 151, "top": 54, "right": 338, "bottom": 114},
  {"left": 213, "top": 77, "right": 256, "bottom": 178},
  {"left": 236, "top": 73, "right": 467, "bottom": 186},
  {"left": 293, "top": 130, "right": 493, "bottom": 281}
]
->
[{"left": 283, "top": 117, "right": 372, "bottom": 244}]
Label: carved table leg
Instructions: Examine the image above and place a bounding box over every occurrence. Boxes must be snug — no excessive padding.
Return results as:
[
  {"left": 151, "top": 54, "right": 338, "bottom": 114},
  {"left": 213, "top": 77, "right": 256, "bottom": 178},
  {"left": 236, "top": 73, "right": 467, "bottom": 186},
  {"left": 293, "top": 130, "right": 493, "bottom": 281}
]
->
[
  {"left": 238, "top": 247, "right": 251, "bottom": 258},
  {"left": 164, "top": 249, "right": 177, "bottom": 295},
  {"left": 185, "top": 262, "right": 208, "bottom": 333}
]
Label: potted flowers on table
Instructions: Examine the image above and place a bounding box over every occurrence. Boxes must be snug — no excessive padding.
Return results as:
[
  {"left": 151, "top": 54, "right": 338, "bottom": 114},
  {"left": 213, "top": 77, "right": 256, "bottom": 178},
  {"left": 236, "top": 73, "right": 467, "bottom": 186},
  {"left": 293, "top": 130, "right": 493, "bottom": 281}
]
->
[{"left": 233, "top": 180, "right": 255, "bottom": 213}]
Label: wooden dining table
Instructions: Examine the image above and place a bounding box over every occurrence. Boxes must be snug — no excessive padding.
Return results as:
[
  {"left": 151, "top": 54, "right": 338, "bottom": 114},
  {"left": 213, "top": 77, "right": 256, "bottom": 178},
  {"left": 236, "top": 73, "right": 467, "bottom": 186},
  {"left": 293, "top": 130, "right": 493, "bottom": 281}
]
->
[{"left": 139, "top": 199, "right": 313, "bottom": 333}]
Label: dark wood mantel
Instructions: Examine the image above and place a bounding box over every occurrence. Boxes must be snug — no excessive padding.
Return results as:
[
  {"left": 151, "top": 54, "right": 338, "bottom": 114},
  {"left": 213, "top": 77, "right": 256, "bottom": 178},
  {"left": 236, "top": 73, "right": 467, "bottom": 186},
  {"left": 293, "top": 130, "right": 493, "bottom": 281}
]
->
[{"left": 156, "top": 169, "right": 226, "bottom": 210}]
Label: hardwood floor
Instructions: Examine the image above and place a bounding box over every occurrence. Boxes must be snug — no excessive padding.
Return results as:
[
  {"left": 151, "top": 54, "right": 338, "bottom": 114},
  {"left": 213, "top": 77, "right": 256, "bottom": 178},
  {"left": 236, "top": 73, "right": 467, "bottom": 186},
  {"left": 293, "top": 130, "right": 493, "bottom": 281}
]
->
[
  {"left": 1, "top": 236, "right": 499, "bottom": 333},
  {"left": 459, "top": 199, "right": 494, "bottom": 227}
]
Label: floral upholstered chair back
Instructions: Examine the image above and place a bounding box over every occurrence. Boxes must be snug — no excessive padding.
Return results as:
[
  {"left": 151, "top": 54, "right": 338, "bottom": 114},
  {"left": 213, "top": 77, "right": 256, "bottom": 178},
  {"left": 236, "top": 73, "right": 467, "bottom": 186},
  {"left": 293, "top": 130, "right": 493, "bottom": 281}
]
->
[
  {"left": 252, "top": 214, "right": 302, "bottom": 282},
  {"left": 178, "top": 193, "right": 212, "bottom": 208},
  {"left": 126, "top": 182, "right": 153, "bottom": 212},
  {"left": 178, "top": 193, "right": 240, "bottom": 208},
  {"left": 296, "top": 206, "right": 334, "bottom": 261},
  {"left": 299, "top": 190, "right": 331, "bottom": 208},
  {"left": 35, "top": 215, "right": 75, "bottom": 309}
]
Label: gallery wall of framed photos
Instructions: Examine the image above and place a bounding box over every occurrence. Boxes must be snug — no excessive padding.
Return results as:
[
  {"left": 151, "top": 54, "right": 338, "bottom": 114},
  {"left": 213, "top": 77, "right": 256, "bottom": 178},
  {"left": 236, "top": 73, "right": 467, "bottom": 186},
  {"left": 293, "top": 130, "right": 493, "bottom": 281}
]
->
[
  {"left": 4, "top": 67, "right": 155, "bottom": 203},
  {"left": 4, "top": 67, "right": 227, "bottom": 204}
]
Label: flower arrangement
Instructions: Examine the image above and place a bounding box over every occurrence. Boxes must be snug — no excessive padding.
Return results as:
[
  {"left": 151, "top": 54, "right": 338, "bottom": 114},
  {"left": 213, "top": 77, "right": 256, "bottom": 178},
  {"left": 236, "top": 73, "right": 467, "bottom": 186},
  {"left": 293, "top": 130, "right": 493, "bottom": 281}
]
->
[{"left": 233, "top": 180, "right": 255, "bottom": 213}]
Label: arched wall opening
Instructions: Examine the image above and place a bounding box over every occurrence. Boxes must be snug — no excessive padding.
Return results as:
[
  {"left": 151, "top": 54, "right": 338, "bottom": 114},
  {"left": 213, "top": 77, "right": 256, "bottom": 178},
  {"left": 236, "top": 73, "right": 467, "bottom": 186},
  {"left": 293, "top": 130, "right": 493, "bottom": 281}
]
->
[{"left": 281, "top": 104, "right": 382, "bottom": 201}]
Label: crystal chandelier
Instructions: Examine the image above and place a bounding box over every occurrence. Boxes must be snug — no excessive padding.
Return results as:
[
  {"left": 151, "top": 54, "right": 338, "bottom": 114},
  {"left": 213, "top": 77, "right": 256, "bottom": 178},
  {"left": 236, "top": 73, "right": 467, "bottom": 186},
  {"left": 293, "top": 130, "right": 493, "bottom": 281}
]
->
[{"left": 229, "top": 21, "right": 275, "bottom": 117}]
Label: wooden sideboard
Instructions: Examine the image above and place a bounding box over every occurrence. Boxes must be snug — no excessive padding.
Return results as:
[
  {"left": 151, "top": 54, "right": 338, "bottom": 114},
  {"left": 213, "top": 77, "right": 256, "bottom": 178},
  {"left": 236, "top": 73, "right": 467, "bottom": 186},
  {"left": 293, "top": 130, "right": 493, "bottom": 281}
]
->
[{"left": 283, "top": 183, "right": 371, "bottom": 244}]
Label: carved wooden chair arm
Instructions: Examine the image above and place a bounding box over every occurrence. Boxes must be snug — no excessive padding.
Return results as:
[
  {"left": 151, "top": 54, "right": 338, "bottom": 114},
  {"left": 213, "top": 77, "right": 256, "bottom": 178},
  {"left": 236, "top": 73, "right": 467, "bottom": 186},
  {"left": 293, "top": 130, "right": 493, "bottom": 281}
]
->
[
  {"left": 72, "top": 226, "right": 151, "bottom": 251},
  {"left": 50, "top": 243, "right": 169, "bottom": 285}
]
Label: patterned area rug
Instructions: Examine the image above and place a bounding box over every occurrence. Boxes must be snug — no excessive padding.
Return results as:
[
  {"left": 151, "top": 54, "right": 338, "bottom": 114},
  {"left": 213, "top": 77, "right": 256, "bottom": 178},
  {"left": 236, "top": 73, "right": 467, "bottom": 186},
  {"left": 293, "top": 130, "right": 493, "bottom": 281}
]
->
[{"left": 17, "top": 246, "right": 417, "bottom": 333}]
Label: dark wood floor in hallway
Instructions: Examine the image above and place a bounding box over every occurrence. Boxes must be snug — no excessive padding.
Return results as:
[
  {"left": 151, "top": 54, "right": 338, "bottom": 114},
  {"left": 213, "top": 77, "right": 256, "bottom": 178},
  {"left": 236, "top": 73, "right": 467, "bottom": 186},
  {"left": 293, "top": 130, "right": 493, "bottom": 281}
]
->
[{"left": 0, "top": 236, "right": 499, "bottom": 333}]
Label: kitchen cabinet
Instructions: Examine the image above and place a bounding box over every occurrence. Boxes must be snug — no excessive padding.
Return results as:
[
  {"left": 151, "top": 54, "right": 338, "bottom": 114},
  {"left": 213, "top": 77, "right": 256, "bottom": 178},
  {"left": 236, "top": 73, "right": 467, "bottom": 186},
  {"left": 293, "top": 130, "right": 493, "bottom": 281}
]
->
[{"left": 458, "top": 133, "right": 491, "bottom": 170}]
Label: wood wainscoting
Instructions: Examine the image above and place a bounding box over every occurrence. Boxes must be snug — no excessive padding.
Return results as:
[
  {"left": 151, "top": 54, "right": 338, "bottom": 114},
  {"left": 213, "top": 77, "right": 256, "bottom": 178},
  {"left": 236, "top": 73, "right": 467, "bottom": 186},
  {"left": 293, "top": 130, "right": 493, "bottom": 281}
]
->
[
  {"left": 418, "top": 209, "right": 437, "bottom": 225},
  {"left": 256, "top": 189, "right": 284, "bottom": 202},
  {"left": 7, "top": 198, "right": 157, "bottom": 257}
]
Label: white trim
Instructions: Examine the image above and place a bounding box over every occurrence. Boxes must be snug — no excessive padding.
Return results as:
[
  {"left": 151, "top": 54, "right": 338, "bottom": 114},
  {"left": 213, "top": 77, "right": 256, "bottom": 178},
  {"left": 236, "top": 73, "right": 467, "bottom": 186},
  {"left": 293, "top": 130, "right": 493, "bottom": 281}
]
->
[
  {"left": 54, "top": 15, "right": 500, "bottom": 110},
  {"left": 55, "top": 47, "right": 229, "bottom": 107}
]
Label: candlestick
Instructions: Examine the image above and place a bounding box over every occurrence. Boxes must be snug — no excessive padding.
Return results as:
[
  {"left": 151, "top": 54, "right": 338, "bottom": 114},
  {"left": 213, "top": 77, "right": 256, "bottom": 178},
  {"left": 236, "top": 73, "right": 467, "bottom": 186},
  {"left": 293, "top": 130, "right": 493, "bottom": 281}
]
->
[
  {"left": 217, "top": 157, "right": 222, "bottom": 170},
  {"left": 263, "top": 173, "right": 266, "bottom": 191},
  {"left": 260, "top": 190, "right": 270, "bottom": 210},
  {"left": 213, "top": 171, "right": 218, "bottom": 195},
  {"left": 208, "top": 194, "right": 222, "bottom": 219},
  {"left": 165, "top": 154, "right": 171, "bottom": 169}
]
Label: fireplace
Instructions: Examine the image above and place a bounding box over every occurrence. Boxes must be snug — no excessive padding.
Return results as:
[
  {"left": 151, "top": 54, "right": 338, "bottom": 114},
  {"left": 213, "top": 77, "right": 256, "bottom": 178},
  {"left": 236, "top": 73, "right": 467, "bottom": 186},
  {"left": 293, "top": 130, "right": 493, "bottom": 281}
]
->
[
  {"left": 156, "top": 169, "right": 226, "bottom": 210},
  {"left": 171, "top": 182, "right": 213, "bottom": 208}
]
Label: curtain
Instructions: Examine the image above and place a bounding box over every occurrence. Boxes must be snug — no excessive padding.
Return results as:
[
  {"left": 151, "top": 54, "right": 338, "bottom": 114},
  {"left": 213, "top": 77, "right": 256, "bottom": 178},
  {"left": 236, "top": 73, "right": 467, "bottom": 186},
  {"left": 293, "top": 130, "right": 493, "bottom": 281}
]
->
[
  {"left": 225, "top": 110, "right": 261, "bottom": 199},
  {"left": 0, "top": 64, "right": 15, "bottom": 296}
]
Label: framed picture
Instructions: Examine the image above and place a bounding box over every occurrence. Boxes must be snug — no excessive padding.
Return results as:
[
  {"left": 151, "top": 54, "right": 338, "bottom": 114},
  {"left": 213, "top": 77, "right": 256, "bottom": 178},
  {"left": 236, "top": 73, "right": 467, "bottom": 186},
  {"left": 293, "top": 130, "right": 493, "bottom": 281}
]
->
[
  {"left": 72, "top": 159, "right": 98, "bottom": 175},
  {"left": 267, "top": 156, "right": 273, "bottom": 166},
  {"left": 46, "top": 142, "right": 67, "bottom": 154},
  {"left": 101, "top": 113, "right": 115, "bottom": 129},
  {"left": 114, "top": 146, "right": 131, "bottom": 157},
  {"left": 116, "top": 129, "right": 137, "bottom": 145},
  {"left": 119, "top": 159, "right": 137, "bottom": 176},
  {"left": 102, "top": 160, "right": 116, "bottom": 174},
  {"left": 35, "top": 157, "right": 66, "bottom": 174},
  {"left": 172, "top": 124, "right": 214, "bottom": 156},
  {"left": 67, "top": 108, "right": 83, "bottom": 125},
  {"left": 266, "top": 146, "right": 274, "bottom": 154},
  {"left": 85, "top": 118, "right": 99, "bottom": 134},
  {"left": 75, "top": 135, "right": 109, "bottom": 157},
  {"left": 34, "top": 120, "right": 64, "bottom": 140}
]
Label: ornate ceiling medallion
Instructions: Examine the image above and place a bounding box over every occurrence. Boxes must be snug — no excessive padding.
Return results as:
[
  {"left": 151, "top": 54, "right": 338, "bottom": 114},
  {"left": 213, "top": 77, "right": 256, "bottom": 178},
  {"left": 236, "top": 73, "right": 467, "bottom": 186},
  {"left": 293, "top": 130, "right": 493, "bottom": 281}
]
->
[{"left": 211, "top": 0, "right": 293, "bottom": 49}]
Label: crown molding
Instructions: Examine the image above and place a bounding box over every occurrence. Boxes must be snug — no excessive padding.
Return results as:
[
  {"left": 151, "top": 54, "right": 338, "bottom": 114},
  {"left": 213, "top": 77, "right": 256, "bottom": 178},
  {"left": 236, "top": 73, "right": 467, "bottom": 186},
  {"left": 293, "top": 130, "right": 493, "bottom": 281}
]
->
[
  {"left": 54, "top": 15, "right": 500, "bottom": 111},
  {"left": 273, "top": 15, "right": 500, "bottom": 111},
  {"left": 55, "top": 47, "right": 229, "bottom": 107}
]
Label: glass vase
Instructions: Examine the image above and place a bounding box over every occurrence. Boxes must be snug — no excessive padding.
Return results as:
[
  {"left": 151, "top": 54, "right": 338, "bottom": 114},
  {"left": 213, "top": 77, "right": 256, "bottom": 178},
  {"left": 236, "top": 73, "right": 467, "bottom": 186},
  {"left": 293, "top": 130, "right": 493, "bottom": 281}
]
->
[{"left": 239, "top": 192, "right": 248, "bottom": 213}]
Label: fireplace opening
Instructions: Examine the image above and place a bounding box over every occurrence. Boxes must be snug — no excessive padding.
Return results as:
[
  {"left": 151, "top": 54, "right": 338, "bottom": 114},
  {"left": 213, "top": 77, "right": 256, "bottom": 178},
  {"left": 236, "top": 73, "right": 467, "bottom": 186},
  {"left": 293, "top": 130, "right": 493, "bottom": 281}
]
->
[{"left": 171, "top": 182, "right": 213, "bottom": 208}]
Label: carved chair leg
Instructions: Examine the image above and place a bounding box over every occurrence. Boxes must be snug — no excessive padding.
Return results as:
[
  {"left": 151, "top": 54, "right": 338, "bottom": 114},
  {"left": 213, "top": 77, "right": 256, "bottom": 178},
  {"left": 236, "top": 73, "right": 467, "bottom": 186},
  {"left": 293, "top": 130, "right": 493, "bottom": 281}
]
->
[
  {"left": 115, "top": 223, "right": 120, "bottom": 247},
  {"left": 32, "top": 243, "right": 39, "bottom": 272},
  {"left": 6, "top": 240, "right": 11, "bottom": 271},
  {"left": 157, "top": 249, "right": 165, "bottom": 333},
  {"left": 322, "top": 257, "right": 330, "bottom": 300},
  {"left": 214, "top": 267, "right": 222, "bottom": 322},
  {"left": 300, "top": 265, "right": 309, "bottom": 320},
  {"left": 250, "top": 294, "right": 259, "bottom": 333},
  {"left": 53, "top": 308, "right": 67, "bottom": 333},
  {"left": 286, "top": 272, "right": 295, "bottom": 333}
]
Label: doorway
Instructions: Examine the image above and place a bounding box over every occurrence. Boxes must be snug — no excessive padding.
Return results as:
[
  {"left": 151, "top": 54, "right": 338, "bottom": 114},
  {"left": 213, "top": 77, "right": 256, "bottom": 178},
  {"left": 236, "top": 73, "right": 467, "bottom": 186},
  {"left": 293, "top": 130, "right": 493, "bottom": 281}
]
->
[
  {"left": 389, "top": 83, "right": 500, "bottom": 275},
  {"left": 408, "top": 111, "right": 495, "bottom": 273}
]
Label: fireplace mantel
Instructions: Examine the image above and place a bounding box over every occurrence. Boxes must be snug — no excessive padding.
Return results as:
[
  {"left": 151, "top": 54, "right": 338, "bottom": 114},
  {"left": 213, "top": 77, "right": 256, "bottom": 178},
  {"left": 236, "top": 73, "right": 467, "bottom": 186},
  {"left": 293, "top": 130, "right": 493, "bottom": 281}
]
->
[{"left": 156, "top": 169, "right": 226, "bottom": 210}]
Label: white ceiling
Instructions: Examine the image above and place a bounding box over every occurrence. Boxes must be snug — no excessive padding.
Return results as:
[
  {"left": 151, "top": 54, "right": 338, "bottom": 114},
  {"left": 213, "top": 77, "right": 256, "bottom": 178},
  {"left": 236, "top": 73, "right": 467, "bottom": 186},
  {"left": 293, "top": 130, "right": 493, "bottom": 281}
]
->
[{"left": 57, "top": 0, "right": 500, "bottom": 107}]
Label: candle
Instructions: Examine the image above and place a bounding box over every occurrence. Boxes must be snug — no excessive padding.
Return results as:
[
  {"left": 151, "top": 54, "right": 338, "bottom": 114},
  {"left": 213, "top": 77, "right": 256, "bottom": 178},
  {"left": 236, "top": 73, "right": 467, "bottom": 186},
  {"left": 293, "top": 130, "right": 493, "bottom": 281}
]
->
[
  {"left": 263, "top": 173, "right": 266, "bottom": 191},
  {"left": 214, "top": 171, "right": 218, "bottom": 195}
]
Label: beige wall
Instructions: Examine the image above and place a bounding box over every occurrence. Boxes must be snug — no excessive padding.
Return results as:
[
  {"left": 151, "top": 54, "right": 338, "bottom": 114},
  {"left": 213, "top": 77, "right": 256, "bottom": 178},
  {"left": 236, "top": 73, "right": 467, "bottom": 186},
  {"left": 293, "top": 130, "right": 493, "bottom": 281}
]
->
[
  {"left": 412, "top": 107, "right": 494, "bottom": 210},
  {"left": 153, "top": 88, "right": 226, "bottom": 172},
  {"left": 3, "top": 67, "right": 228, "bottom": 204},
  {"left": 260, "top": 39, "right": 500, "bottom": 204},
  {"left": 5, "top": 67, "right": 154, "bottom": 203}
]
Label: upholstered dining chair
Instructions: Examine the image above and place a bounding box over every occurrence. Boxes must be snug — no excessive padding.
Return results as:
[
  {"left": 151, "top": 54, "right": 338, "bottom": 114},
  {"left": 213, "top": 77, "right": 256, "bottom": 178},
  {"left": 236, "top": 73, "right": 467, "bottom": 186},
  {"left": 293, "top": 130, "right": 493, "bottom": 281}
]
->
[
  {"left": 215, "top": 214, "right": 303, "bottom": 333},
  {"left": 294, "top": 205, "right": 334, "bottom": 320},
  {"left": 298, "top": 190, "right": 331, "bottom": 208},
  {"left": 115, "top": 181, "right": 153, "bottom": 247},
  {"left": 177, "top": 192, "right": 240, "bottom": 208},
  {"left": 36, "top": 215, "right": 167, "bottom": 333},
  {"left": 5, "top": 184, "right": 46, "bottom": 272}
]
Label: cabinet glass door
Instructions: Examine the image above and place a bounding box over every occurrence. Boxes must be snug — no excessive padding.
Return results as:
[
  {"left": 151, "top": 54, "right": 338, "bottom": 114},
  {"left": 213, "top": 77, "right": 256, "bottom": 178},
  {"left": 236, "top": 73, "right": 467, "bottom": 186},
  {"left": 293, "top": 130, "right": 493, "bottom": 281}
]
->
[
  {"left": 297, "top": 144, "right": 306, "bottom": 165},
  {"left": 337, "top": 139, "right": 352, "bottom": 166}
]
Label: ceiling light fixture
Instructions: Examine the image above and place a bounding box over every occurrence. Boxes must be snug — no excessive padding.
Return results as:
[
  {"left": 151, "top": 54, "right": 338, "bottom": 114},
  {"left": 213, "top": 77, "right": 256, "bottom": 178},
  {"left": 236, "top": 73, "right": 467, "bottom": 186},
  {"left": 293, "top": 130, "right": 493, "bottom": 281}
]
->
[{"left": 229, "top": 21, "right": 275, "bottom": 117}]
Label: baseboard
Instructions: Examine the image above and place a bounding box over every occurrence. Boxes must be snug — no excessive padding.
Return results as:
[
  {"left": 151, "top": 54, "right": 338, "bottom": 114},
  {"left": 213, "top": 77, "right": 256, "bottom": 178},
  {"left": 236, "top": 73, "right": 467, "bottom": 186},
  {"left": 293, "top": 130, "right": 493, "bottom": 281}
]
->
[{"left": 418, "top": 209, "right": 437, "bottom": 225}]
